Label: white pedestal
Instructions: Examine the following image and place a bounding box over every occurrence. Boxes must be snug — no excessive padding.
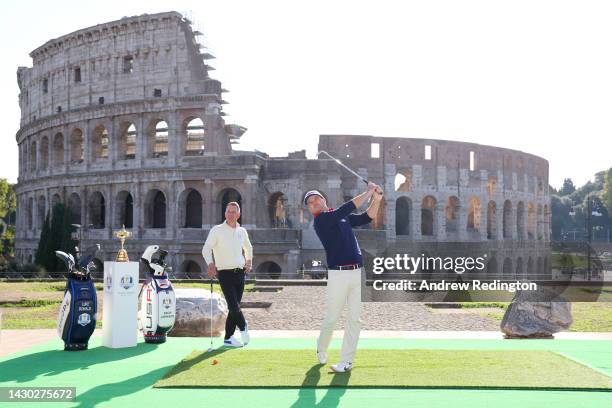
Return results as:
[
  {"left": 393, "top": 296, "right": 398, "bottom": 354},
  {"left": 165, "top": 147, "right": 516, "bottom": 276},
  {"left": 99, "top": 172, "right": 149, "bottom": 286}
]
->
[{"left": 102, "top": 261, "right": 139, "bottom": 348}]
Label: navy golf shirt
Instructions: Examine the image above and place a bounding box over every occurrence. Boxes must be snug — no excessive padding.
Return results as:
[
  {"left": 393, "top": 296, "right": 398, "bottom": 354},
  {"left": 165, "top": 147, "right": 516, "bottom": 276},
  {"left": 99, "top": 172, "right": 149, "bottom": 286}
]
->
[{"left": 313, "top": 200, "right": 373, "bottom": 270}]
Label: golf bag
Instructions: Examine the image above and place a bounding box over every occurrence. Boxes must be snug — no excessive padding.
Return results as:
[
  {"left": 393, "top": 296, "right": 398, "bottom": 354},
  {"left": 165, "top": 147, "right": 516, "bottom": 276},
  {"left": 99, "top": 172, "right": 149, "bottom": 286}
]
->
[
  {"left": 138, "top": 245, "right": 176, "bottom": 343},
  {"left": 56, "top": 245, "right": 100, "bottom": 351}
]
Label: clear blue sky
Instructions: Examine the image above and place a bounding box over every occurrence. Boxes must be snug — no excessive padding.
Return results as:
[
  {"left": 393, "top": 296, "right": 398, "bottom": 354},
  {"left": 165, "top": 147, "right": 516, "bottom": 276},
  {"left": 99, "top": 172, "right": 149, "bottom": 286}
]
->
[{"left": 2, "top": 0, "right": 612, "bottom": 189}]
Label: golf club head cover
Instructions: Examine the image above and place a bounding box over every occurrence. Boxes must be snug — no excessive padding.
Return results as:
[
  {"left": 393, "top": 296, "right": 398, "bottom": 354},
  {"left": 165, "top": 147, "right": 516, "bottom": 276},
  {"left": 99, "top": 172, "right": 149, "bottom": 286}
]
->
[{"left": 139, "top": 245, "right": 176, "bottom": 343}]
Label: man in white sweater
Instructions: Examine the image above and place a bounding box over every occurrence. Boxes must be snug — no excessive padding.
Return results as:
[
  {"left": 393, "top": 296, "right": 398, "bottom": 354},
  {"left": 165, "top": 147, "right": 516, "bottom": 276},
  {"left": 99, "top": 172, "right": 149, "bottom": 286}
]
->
[{"left": 202, "top": 201, "right": 253, "bottom": 347}]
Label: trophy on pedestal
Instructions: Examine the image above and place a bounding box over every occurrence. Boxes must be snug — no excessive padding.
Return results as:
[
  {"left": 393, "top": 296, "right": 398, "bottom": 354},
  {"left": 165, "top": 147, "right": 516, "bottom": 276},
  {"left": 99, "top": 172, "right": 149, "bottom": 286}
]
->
[{"left": 102, "top": 225, "right": 139, "bottom": 348}]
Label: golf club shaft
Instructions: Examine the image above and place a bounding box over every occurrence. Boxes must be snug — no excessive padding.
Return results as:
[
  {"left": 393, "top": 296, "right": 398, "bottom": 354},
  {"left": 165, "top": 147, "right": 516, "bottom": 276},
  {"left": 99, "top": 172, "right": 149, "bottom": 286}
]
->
[
  {"left": 210, "top": 277, "right": 214, "bottom": 350},
  {"left": 318, "top": 151, "right": 369, "bottom": 185}
]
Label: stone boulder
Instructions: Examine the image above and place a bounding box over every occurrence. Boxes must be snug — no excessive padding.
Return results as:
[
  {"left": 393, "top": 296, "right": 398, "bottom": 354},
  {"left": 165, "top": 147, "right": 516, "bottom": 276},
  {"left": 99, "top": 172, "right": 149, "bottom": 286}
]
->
[
  {"left": 500, "top": 288, "right": 573, "bottom": 338},
  {"left": 169, "top": 288, "right": 228, "bottom": 337}
]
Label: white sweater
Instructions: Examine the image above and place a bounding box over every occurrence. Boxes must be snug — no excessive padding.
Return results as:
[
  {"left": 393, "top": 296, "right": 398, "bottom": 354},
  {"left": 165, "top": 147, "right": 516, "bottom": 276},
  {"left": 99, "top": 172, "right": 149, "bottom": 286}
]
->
[{"left": 202, "top": 221, "right": 253, "bottom": 270}]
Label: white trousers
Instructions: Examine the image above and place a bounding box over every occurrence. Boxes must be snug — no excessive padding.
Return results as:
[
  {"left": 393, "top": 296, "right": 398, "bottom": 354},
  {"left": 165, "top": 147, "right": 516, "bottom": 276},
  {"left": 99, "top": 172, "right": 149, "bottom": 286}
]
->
[{"left": 317, "top": 268, "right": 362, "bottom": 363}]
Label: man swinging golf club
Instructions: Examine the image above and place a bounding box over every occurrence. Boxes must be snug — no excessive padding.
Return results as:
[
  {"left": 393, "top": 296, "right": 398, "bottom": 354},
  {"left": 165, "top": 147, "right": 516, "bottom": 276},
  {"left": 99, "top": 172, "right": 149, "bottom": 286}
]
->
[
  {"left": 305, "top": 182, "right": 383, "bottom": 372},
  {"left": 202, "top": 201, "right": 253, "bottom": 347}
]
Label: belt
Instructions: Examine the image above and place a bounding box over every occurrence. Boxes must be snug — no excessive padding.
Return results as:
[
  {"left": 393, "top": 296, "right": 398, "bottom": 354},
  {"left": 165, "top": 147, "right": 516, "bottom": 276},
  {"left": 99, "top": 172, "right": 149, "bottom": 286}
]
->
[
  {"left": 329, "top": 264, "right": 361, "bottom": 271},
  {"left": 218, "top": 267, "right": 245, "bottom": 273}
]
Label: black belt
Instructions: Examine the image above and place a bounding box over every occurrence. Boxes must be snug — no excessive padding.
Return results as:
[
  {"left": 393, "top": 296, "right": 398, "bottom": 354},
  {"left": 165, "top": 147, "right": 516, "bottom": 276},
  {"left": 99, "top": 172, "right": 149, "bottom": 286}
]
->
[
  {"left": 219, "top": 268, "right": 245, "bottom": 273},
  {"left": 329, "top": 264, "right": 361, "bottom": 270}
]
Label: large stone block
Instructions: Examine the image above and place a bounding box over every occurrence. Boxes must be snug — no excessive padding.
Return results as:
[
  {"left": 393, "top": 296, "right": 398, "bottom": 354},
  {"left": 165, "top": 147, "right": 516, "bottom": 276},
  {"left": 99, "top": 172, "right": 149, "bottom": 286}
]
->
[
  {"left": 500, "top": 288, "right": 572, "bottom": 338},
  {"left": 169, "top": 288, "right": 228, "bottom": 337}
]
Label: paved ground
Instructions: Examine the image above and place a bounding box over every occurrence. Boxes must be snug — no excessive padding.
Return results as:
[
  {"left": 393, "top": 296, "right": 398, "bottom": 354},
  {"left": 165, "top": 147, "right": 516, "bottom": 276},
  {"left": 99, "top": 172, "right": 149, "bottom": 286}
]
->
[{"left": 242, "top": 286, "right": 500, "bottom": 330}]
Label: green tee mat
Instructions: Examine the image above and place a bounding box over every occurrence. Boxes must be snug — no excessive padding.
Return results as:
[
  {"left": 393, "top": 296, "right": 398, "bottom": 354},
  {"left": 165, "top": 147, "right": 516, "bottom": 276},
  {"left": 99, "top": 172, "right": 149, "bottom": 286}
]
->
[
  {"left": 1, "top": 337, "right": 612, "bottom": 408},
  {"left": 155, "top": 349, "right": 612, "bottom": 390}
]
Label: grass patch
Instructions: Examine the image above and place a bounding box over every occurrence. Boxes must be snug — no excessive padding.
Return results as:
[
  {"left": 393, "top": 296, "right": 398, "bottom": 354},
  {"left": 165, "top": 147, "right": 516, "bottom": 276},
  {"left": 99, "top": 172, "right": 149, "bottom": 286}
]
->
[
  {"left": 155, "top": 349, "right": 612, "bottom": 390},
  {"left": 173, "top": 282, "right": 255, "bottom": 294},
  {"left": 458, "top": 302, "right": 508, "bottom": 309}
]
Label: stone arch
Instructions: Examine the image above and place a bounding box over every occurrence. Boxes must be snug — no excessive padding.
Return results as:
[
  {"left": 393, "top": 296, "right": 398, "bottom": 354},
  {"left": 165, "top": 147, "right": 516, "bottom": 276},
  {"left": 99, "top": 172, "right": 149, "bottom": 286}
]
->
[
  {"left": 543, "top": 204, "right": 549, "bottom": 241},
  {"left": 516, "top": 201, "right": 525, "bottom": 239},
  {"left": 445, "top": 196, "right": 459, "bottom": 233},
  {"left": 394, "top": 169, "right": 413, "bottom": 192},
  {"left": 26, "top": 197, "right": 34, "bottom": 230},
  {"left": 487, "top": 257, "right": 498, "bottom": 275},
  {"left": 536, "top": 256, "right": 543, "bottom": 277},
  {"left": 179, "top": 260, "right": 202, "bottom": 277},
  {"left": 179, "top": 188, "right": 203, "bottom": 228},
  {"left": 70, "top": 128, "right": 84, "bottom": 164},
  {"left": 516, "top": 256, "right": 524, "bottom": 278},
  {"left": 537, "top": 204, "right": 543, "bottom": 240},
  {"left": 29, "top": 141, "right": 36, "bottom": 171},
  {"left": 256, "top": 261, "right": 282, "bottom": 279},
  {"left": 115, "top": 190, "right": 133, "bottom": 228},
  {"left": 145, "top": 189, "right": 167, "bottom": 228},
  {"left": 218, "top": 188, "right": 242, "bottom": 224},
  {"left": 88, "top": 191, "right": 106, "bottom": 229},
  {"left": 53, "top": 132, "right": 64, "bottom": 167},
  {"left": 487, "top": 201, "right": 496, "bottom": 239},
  {"left": 395, "top": 196, "right": 411, "bottom": 236},
  {"left": 503, "top": 200, "right": 512, "bottom": 239},
  {"left": 40, "top": 136, "right": 49, "bottom": 170},
  {"left": 67, "top": 192, "right": 82, "bottom": 225},
  {"left": 118, "top": 122, "right": 137, "bottom": 160},
  {"left": 51, "top": 194, "right": 61, "bottom": 216},
  {"left": 467, "top": 197, "right": 481, "bottom": 232},
  {"left": 92, "top": 124, "right": 109, "bottom": 161},
  {"left": 502, "top": 257, "right": 513, "bottom": 278},
  {"left": 527, "top": 202, "right": 536, "bottom": 239},
  {"left": 37, "top": 195, "right": 46, "bottom": 227},
  {"left": 527, "top": 257, "right": 534, "bottom": 276},
  {"left": 421, "top": 196, "right": 436, "bottom": 236},
  {"left": 147, "top": 119, "right": 169, "bottom": 158},
  {"left": 268, "top": 191, "right": 287, "bottom": 228},
  {"left": 184, "top": 117, "right": 206, "bottom": 156}
]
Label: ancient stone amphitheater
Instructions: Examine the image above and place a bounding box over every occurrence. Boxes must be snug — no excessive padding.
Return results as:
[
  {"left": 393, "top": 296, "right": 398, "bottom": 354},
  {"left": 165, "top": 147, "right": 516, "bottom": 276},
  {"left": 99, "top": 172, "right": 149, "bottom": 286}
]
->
[{"left": 14, "top": 11, "right": 551, "bottom": 279}]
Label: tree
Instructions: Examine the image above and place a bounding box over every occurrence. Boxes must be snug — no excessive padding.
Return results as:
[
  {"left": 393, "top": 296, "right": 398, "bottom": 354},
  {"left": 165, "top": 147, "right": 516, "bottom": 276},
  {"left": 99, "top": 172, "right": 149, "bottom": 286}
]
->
[
  {"left": 34, "top": 203, "right": 77, "bottom": 272},
  {"left": 34, "top": 212, "right": 51, "bottom": 270},
  {"left": 559, "top": 178, "right": 576, "bottom": 196},
  {"left": 603, "top": 167, "right": 612, "bottom": 216}
]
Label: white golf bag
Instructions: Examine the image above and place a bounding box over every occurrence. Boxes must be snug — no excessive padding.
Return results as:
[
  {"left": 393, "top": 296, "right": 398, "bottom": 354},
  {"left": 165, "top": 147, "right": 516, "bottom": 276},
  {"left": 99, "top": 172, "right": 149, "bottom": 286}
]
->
[{"left": 138, "top": 245, "right": 176, "bottom": 343}]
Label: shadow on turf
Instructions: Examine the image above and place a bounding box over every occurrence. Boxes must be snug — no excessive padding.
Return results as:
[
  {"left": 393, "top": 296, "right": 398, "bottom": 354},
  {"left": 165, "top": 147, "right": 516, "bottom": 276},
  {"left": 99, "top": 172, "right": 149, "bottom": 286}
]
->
[
  {"left": 289, "top": 364, "right": 352, "bottom": 408},
  {"left": 73, "top": 365, "right": 174, "bottom": 408},
  {"left": 0, "top": 342, "right": 159, "bottom": 383},
  {"left": 157, "top": 347, "right": 231, "bottom": 381}
]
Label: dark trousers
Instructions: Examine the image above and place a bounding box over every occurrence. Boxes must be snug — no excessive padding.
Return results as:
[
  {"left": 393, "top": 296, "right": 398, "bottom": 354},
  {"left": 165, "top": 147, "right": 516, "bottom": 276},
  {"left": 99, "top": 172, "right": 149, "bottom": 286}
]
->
[{"left": 217, "top": 268, "right": 247, "bottom": 339}]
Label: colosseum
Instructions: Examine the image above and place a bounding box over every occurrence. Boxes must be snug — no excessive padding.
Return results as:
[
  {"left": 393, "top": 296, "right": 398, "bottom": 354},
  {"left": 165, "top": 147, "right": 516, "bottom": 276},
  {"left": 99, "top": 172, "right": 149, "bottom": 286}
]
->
[{"left": 14, "top": 11, "right": 551, "bottom": 279}]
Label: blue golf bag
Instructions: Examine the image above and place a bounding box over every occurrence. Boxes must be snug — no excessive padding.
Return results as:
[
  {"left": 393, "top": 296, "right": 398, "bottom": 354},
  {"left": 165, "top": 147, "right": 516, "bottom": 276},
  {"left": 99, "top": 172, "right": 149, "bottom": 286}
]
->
[{"left": 56, "top": 245, "right": 100, "bottom": 351}]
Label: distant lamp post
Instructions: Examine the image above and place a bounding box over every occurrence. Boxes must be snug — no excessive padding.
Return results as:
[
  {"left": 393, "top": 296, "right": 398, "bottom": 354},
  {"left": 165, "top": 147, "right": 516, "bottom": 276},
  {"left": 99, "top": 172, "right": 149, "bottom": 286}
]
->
[{"left": 568, "top": 192, "right": 603, "bottom": 280}]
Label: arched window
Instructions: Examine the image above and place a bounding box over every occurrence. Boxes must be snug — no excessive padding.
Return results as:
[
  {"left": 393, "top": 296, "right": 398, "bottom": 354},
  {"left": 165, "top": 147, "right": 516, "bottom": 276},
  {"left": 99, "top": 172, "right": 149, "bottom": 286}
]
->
[
  {"left": 119, "top": 123, "right": 137, "bottom": 160},
  {"left": 92, "top": 125, "right": 109, "bottom": 161},
  {"left": 421, "top": 196, "right": 436, "bottom": 236},
  {"left": 395, "top": 197, "right": 411, "bottom": 236},
  {"left": 53, "top": 133, "right": 64, "bottom": 167},
  {"left": 88, "top": 192, "right": 105, "bottom": 229},
  {"left": 185, "top": 117, "right": 205, "bottom": 156},
  {"left": 70, "top": 129, "right": 84, "bottom": 164},
  {"left": 184, "top": 189, "right": 202, "bottom": 228},
  {"left": 149, "top": 120, "right": 168, "bottom": 157},
  {"left": 40, "top": 137, "right": 49, "bottom": 170},
  {"left": 445, "top": 196, "right": 459, "bottom": 233},
  {"left": 487, "top": 201, "right": 496, "bottom": 239}
]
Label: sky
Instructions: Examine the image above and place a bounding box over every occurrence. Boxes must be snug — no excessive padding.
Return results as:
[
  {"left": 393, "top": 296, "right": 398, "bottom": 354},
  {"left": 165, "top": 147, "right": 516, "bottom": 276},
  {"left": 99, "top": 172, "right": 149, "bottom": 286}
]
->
[{"left": 2, "top": 0, "right": 612, "bottom": 189}]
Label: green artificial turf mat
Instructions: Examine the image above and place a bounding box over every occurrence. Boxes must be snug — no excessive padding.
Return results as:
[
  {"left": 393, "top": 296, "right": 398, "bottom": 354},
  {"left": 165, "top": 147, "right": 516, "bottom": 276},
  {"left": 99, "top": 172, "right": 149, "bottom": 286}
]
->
[{"left": 155, "top": 348, "right": 612, "bottom": 390}]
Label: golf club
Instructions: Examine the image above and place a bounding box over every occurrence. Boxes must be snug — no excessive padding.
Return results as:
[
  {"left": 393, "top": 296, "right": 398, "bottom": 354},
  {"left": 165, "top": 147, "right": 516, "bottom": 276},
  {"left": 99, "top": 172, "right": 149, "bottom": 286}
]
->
[
  {"left": 207, "top": 277, "right": 214, "bottom": 352},
  {"left": 317, "top": 151, "right": 383, "bottom": 196}
]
